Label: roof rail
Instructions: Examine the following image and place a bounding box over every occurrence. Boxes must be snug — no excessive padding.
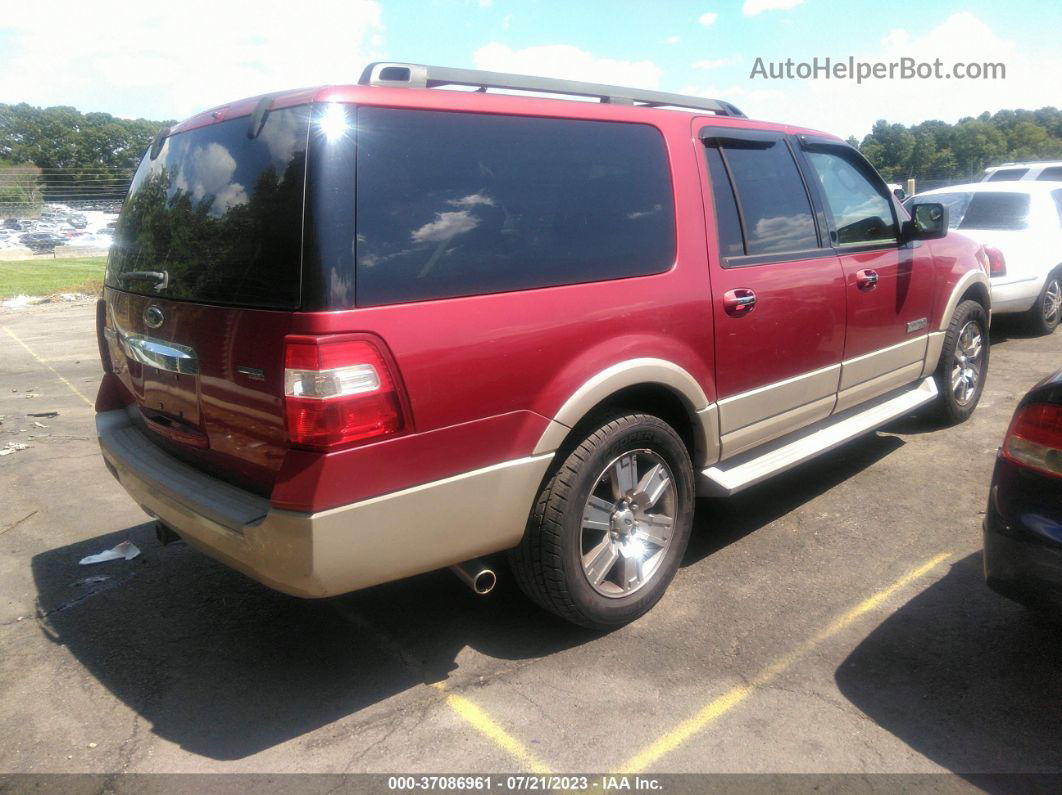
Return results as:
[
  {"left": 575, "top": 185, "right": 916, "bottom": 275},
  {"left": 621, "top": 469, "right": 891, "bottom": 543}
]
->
[{"left": 357, "top": 62, "right": 746, "bottom": 118}]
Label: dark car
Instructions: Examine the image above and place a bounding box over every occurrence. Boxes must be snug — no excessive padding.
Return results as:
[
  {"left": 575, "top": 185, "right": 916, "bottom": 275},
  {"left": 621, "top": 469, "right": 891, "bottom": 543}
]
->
[
  {"left": 984, "top": 368, "right": 1062, "bottom": 611},
  {"left": 19, "top": 232, "right": 67, "bottom": 253}
]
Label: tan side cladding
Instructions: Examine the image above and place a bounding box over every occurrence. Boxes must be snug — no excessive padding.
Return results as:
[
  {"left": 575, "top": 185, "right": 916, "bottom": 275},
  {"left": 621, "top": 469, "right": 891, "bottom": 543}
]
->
[
  {"left": 717, "top": 365, "right": 841, "bottom": 436},
  {"left": 839, "top": 336, "right": 928, "bottom": 392},
  {"left": 834, "top": 361, "right": 925, "bottom": 414},
  {"left": 275, "top": 454, "right": 555, "bottom": 595},
  {"left": 720, "top": 394, "right": 836, "bottom": 461}
]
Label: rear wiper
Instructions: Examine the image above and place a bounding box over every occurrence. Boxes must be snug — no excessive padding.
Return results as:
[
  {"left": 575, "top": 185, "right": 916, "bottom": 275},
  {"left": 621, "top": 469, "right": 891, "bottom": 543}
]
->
[{"left": 116, "top": 270, "right": 169, "bottom": 289}]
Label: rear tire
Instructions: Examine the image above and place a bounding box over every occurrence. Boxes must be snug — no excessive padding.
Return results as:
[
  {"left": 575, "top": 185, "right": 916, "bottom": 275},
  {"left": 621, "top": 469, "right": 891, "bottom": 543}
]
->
[
  {"left": 509, "top": 412, "right": 695, "bottom": 631},
  {"left": 934, "top": 299, "right": 989, "bottom": 425},
  {"left": 1025, "top": 271, "right": 1061, "bottom": 336}
]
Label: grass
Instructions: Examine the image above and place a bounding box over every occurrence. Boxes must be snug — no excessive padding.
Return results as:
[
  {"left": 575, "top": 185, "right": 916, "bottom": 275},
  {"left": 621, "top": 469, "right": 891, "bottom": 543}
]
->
[{"left": 0, "top": 256, "right": 106, "bottom": 298}]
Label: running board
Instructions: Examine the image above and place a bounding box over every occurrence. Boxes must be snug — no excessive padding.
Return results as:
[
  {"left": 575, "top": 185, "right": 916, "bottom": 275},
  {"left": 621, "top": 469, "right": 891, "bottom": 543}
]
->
[{"left": 700, "top": 376, "right": 938, "bottom": 496}]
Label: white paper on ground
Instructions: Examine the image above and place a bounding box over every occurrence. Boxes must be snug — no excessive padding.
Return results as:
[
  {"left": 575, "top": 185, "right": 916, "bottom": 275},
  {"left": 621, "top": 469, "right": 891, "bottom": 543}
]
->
[{"left": 78, "top": 541, "right": 141, "bottom": 565}]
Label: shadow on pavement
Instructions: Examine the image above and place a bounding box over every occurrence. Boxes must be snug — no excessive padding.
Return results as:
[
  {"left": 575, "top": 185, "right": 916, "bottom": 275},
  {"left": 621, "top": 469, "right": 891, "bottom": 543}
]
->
[
  {"left": 31, "top": 522, "right": 593, "bottom": 760},
  {"left": 687, "top": 432, "right": 905, "bottom": 564},
  {"left": 836, "top": 552, "right": 1062, "bottom": 774},
  {"left": 30, "top": 432, "right": 906, "bottom": 762}
]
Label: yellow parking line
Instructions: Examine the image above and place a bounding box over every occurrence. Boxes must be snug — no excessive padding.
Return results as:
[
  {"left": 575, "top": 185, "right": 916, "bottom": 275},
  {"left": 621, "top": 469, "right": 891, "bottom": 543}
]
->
[
  {"left": 617, "top": 550, "right": 952, "bottom": 774},
  {"left": 431, "top": 682, "right": 554, "bottom": 774},
  {"left": 2, "top": 325, "right": 94, "bottom": 408}
]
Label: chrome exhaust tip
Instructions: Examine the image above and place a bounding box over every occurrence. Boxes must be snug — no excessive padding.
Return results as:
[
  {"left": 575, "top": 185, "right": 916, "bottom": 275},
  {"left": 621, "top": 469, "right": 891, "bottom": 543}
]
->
[{"left": 450, "top": 560, "right": 497, "bottom": 595}]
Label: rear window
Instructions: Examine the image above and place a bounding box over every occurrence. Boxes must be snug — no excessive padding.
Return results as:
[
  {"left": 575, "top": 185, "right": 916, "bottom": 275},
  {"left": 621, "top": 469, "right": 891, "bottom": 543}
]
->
[
  {"left": 1037, "top": 166, "right": 1062, "bottom": 181},
  {"left": 107, "top": 106, "right": 311, "bottom": 309},
  {"left": 912, "top": 191, "right": 1031, "bottom": 230},
  {"left": 343, "top": 108, "right": 676, "bottom": 306},
  {"left": 986, "top": 168, "right": 1028, "bottom": 182}
]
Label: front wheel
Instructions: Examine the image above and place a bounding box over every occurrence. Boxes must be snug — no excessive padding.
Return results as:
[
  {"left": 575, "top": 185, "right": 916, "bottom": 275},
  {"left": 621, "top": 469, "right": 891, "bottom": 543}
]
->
[
  {"left": 1026, "top": 272, "right": 1061, "bottom": 336},
  {"left": 509, "top": 412, "right": 695, "bottom": 630},
  {"left": 934, "top": 299, "right": 990, "bottom": 425}
]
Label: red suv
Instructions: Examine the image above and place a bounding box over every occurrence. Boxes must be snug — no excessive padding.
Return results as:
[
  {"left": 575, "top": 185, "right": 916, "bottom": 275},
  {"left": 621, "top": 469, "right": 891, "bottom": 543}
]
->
[{"left": 96, "top": 63, "right": 991, "bottom": 629}]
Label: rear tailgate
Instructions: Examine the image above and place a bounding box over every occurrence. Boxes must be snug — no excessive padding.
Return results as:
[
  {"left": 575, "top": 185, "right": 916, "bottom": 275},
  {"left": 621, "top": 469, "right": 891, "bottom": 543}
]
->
[{"left": 101, "top": 102, "right": 312, "bottom": 496}]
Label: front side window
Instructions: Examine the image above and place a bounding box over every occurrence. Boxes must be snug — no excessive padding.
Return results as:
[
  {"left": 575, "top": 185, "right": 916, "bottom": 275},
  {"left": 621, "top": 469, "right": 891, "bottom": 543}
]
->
[
  {"left": 711, "top": 138, "right": 819, "bottom": 257},
  {"left": 806, "top": 148, "right": 897, "bottom": 246},
  {"left": 350, "top": 108, "right": 676, "bottom": 306}
]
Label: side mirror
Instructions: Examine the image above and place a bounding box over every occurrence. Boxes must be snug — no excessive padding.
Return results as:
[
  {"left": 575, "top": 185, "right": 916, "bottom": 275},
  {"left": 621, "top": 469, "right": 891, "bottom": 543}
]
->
[
  {"left": 901, "top": 202, "right": 948, "bottom": 242},
  {"left": 893, "top": 187, "right": 907, "bottom": 201}
]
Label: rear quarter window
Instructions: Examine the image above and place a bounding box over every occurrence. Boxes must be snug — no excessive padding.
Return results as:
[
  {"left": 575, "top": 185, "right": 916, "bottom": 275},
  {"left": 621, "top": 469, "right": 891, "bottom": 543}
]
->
[{"left": 350, "top": 108, "right": 676, "bottom": 306}]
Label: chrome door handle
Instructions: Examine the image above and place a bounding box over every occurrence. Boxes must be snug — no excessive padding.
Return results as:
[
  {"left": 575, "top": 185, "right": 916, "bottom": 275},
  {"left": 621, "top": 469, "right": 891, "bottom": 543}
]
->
[
  {"left": 723, "top": 288, "right": 757, "bottom": 316},
  {"left": 856, "top": 269, "right": 879, "bottom": 290}
]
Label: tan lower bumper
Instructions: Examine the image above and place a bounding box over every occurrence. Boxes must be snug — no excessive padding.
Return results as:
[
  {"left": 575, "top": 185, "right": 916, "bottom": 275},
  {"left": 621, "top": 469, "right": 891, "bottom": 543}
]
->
[{"left": 97, "top": 410, "right": 552, "bottom": 597}]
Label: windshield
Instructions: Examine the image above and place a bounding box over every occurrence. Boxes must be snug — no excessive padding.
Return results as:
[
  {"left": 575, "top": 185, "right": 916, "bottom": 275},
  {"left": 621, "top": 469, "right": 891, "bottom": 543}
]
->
[
  {"left": 906, "top": 191, "right": 1031, "bottom": 231},
  {"left": 106, "top": 105, "right": 311, "bottom": 309}
]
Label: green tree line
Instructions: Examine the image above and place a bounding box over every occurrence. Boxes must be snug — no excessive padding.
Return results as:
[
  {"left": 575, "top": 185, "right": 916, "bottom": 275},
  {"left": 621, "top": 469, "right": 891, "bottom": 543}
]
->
[
  {"left": 849, "top": 107, "right": 1062, "bottom": 183},
  {"left": 0, "top": 103, "right": 171, "bottom": 208}
]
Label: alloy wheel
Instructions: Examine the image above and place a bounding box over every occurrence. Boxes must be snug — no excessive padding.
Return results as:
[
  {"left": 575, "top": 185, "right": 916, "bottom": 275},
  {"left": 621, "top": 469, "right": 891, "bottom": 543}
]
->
[
  {"left": 580, "top": 449, "right": 677, "bottom": 598},
  {"left": 951, "top": 319, "right": 983, "bottom": 406}
]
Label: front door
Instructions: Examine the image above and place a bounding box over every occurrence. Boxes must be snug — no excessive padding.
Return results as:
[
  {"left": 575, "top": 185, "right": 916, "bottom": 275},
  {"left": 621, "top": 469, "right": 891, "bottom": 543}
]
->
[
  {"left": 698, "top": 124, "right": 846, "bottom": 459},
  {"left": 798, "top": 140, "right": 935, "bottom": 412}
]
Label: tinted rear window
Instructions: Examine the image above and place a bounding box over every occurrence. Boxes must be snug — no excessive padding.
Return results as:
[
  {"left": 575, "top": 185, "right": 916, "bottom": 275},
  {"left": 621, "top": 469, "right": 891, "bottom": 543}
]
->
[
  {"left": 107, "top": 106, "right": 310, "bottom": 309},
  {"left": 347, "top": 108, "right": 675, "bottom": 306},
  {"left": 914, "top": 191, "right": 1031, "bottom": 230}
]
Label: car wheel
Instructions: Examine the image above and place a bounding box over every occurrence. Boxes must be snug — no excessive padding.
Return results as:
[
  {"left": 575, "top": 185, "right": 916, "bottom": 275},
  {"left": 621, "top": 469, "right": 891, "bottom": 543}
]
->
[
  {"left": 934, "top": 299, "right": 989, "bottom": 425},
  {"left": 509, "top": 412, "right": 695, "bottom": 631},
  {"left": 1026, "top": 271, "right": 1062, "bottom": 336}
]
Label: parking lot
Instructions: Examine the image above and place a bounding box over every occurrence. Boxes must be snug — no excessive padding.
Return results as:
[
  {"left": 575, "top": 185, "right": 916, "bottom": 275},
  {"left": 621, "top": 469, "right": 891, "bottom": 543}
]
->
[{"left": 1, "top": 300, "right": 1060, "bottom": 778}]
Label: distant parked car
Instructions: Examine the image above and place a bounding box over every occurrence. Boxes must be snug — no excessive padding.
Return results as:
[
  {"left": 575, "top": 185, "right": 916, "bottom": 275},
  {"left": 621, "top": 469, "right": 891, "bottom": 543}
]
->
[
  {"left": 984, "top": 368, "right": 1062, "bottom": 613},
  {"left": 2, "top": 218, "right": 23, "bottom": 231},
  {"left": 983, "top": 161, "right": 1062, "bottom": 183},
  {"left": 19, "top": 232, "right": 67, "bottom": 253},
  {"left": 68, "top": 214, "right": 88, "bottom": 229},
  {"left": 905, "top": 181, "right": 1062, "bottom": 335}
]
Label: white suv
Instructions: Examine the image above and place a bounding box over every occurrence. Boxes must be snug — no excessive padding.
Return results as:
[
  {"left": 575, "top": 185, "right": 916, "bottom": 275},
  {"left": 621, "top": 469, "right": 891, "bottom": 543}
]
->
[
  {"left": 982, "top": 162, "right": 1062, "bottom": 182},
  {"left": 908, "top": 181, "right": 1062, "bottom": 335}
]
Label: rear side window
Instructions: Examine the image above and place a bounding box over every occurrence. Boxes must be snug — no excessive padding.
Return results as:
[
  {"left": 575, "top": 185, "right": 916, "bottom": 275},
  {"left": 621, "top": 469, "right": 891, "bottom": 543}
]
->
[
  {"left": 1051, "top": 190, "right": 1062, "bottom": 226},
  {"left": 960, "top": 193, "right": 1031, "bottom": 230},
  {"left": 709, "top": 138, "right": 819, "bottom": 257},
  {"left": 986, "top": 168, "right": 1029, "bottom": 182},
  {"left": 352, "top": 108, "right": 675, "bottom": 306},
  {"left": 1038, "top": 166, "right": 1062, "bottom": 181},
  {"left": 108, "top": 106, "right": 310, "bottom": 309}
]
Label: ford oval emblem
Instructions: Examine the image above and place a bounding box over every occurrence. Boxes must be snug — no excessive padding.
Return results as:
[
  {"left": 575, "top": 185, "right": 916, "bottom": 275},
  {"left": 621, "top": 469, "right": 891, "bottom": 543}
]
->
[{"left": 143, "top": 305, "right": 164, "bottom": 329}]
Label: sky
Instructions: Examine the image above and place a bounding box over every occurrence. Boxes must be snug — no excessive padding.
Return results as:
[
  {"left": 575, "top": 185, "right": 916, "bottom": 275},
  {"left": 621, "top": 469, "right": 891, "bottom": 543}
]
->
[{"left": 1, "top": 0, "right": 1060, "bottom": 139}]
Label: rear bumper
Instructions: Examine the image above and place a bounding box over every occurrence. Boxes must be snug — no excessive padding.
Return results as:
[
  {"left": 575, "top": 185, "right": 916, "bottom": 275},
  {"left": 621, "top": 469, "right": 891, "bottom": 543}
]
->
[
  {"left": 990, "top": 276, "right": 1040, "bottom": 314},
  {"left": 97, "top": 409, "right": 551, "bottom": 597},
  {"left": 983, "top": 455, "right": 1062, "bottom": 611}
]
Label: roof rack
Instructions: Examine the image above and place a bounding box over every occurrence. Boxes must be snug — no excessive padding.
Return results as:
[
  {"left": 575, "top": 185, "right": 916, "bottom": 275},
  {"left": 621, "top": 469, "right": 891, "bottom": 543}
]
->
[{"left": 357, "top": 62, "right": 746, "bottom": 118}]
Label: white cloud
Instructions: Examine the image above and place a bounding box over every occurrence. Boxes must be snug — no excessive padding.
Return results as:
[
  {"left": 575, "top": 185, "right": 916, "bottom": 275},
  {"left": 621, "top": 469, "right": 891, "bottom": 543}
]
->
[
  {"left": 473, "top": 43, "right": 663, "bottom": 90},
  {"left": 698, "top": 12, "right": 719, "bottom": 26},
  {"left": 0, "top": 0, "right": 384, "bottom": 120},
  {"left": 665, "top": 35, "right": 681, "bottom": 45},
  {"left": 411, "top": 211, "right": 479, "bottom": 244},
  {"left": 692, "top": 58, "right": 734, "bottom": 70},
  {"left": 721, "top": 12, "right": 1062, "bottom": 139},
  {"left": 479, "top": 0, "right": 493, "bottom": 6},
  {"left": 743, "top": 0, "right": 803, "bottom": 15}
]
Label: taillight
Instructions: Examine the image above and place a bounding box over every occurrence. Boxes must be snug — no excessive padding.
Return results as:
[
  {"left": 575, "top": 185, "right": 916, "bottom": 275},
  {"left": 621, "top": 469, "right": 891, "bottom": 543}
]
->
[
  {"left": 95, "top": 298, "right": 113, "bottom": 373},
  {"left": 985, "top": 246, "right": 1006, "bottom": 276},
  {"left": 1002, "top": 402, "right": 1062, "bottom": 479},
  {"left": 283, "top": 335, "right": 405, "bottom": 450}
]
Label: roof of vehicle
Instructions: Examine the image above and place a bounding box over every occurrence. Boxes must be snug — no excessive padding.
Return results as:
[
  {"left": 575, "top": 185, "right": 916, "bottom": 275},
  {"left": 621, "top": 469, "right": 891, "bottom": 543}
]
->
[
  {"left": 984, "top": 161, "right": 1062, "bottom": 171},
  {"left": 914, "top": 180, "right": 1062, "bottom": 197},
  {"left": 166, "top": 64, "right": 842, "bottom": 142}
]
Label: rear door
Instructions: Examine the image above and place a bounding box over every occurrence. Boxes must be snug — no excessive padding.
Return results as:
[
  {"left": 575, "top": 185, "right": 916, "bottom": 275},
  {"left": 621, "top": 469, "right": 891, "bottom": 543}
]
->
[
  {"left": 698, "top": 125, "right": 846, "bottom": 459},
  {"left": 798, "top": 139, "right": 934, "bottom": 412}
]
